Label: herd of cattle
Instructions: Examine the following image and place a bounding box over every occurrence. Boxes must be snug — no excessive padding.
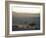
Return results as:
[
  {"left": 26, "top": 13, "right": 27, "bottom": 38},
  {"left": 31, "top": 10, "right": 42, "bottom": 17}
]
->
[{"left": 12, "top": 23, "right": 36, "bottom": 30}]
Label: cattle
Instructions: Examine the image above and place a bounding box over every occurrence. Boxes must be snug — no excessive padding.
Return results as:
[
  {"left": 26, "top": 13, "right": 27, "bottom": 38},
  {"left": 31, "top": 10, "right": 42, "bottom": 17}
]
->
[{"left": 14, "top": 23, "right": 35, "bottom": 30}]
